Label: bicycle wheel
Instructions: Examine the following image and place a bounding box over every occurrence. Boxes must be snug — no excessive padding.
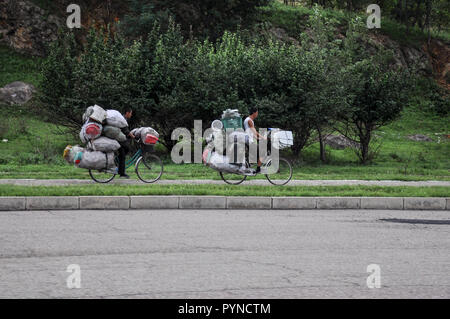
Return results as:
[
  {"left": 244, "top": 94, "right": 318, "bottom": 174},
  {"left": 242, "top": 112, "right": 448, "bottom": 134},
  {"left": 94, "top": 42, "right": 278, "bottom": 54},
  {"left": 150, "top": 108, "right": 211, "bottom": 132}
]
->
[
  {"left": 136, "top": 154, "right": 163, "bottom": 183},
  {"left": 219, "top": 160, "right": 250, "bottom": 185},
  {"left": 219, "top": 170, "right": 247, "bottom": 185},
  {"left": 89, "top": 169, "right": 116, "bottom": 184},
  {"left": 265, "top": 157, "right": 293, "bottom": 186}
]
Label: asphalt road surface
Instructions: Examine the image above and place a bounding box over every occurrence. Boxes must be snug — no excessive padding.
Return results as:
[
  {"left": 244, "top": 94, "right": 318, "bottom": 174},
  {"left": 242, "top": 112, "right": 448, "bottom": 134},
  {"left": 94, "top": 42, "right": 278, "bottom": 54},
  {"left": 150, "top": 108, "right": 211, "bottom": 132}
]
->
[{"left": 0, "top": 209, "right": 449, "bottom": 298}]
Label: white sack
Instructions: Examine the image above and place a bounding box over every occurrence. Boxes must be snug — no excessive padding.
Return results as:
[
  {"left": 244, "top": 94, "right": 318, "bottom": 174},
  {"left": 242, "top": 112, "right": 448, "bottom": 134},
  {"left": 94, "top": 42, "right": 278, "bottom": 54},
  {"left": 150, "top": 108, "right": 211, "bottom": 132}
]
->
[
  {"left": 77, "top": 151, "right": 116, "bottom": 170},
  {"left": 87, "top": 137, "right": 121, "bottom": 153},
  {"left": 106, "top": 110, "right": 128, "bottom": 128}
]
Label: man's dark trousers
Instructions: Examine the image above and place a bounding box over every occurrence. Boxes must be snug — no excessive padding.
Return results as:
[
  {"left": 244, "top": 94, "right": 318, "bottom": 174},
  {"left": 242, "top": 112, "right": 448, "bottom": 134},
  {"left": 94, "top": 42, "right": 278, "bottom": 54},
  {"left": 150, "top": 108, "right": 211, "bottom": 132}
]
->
[{"left": 118, "top": 141, "right": 130, "bottom": 176}]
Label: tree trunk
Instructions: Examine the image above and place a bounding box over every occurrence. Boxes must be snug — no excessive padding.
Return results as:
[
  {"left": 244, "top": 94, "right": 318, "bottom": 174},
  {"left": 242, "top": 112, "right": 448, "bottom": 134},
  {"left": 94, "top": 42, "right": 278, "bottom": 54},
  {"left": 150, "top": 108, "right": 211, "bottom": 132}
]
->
[
  {"left": 359, "top": 127, "right": 372, "bottom": 164},
  {"left": 425, "top": 0, "right": 432, "bottom": 45},
  {"left": 317, "top": 126, "right": 327, "bottom": 163}
]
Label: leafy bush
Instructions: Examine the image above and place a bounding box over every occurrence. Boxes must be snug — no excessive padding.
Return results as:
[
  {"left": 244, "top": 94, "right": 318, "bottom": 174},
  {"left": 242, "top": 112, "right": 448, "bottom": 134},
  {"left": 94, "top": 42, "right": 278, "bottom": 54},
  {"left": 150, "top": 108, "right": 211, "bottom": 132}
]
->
[{"left": 39, "top": 16, "right": 412, "bottom": 162}]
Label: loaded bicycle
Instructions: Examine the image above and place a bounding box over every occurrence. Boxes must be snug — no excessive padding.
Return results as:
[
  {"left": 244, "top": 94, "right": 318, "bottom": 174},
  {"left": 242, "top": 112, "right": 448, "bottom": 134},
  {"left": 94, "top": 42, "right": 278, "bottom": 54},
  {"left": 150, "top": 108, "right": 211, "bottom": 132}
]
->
[
  {"left": 89, "top": 138, "right": 163, "bottom": 184},
  {"left": 204, "top": 115, "right": 294, "bottom": 186},
  {"left": 218, "top": 129, "right": 293, "bottom": 186}
]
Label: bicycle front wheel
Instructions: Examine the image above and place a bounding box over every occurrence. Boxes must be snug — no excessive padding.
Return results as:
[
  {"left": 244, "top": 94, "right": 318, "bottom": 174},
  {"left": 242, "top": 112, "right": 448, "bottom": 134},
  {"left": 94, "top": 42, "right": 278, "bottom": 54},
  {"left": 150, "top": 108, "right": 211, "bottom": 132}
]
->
[
  {"left": 265, "top": 157, "right": 293, "bottom": 186},
  {"left": 136, "top": 154, "right": 163, "bottom": 183}
]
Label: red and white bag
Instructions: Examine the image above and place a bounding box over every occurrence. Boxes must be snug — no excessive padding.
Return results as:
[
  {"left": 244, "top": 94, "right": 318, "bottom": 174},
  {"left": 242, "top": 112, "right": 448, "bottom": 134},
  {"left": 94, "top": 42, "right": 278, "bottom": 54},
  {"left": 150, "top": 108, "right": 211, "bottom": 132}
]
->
[
  {"left": 143, "top": 134, "right": 158, "bottom": 145},
  {"left": 80, "top": 122, "right": 102, "bottom": 144}
]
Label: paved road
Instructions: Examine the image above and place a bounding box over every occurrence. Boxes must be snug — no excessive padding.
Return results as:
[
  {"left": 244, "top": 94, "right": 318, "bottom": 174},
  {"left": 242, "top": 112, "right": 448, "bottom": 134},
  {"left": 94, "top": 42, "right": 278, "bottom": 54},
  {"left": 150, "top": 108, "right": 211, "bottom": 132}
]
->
[
  {"left": 0, "top": 209, "right": 449, "bottom": 298},
  {"left": 1, "top": 179, "right": 449, "bottom": 187}
]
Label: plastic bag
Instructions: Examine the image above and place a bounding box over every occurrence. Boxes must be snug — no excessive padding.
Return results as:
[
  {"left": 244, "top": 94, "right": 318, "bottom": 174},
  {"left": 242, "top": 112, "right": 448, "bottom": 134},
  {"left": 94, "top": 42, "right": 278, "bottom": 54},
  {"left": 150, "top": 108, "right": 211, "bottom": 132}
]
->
[
  {"left": 105, "top": 110, "right": 128, "bottom": 128},
  {"left": 103, "top": 125, "right": 127, "bottom": 142},
  {"left": 143, "top": 134, "right": 158, "bottom": 145},
  {"left": 82, "top": 106, "right": 94, "bottom": 123},
  {"left": 76, "top": 151, "right": 116, "bottom": 170},
  {"left": 140, "top": 127, "right": 159, "bottom": 140},
  {"left": 206, "top": 152, "right": 241, "bottom": 174},
  {"left": 130, "top": 127, "right": 143, "bottom": 137},
  {"left": 271, "top": 130, "right": 293, "bottom": 150},
  {"left": 87, "top": 137, "right": 121, "bottom": 153},
  {"left": 221, "top": 109, "right": 241, "bottom": 119},
  {"left": 89, "top": 105, "right": 107, "bottom": 123},
  {"left": 63, "top": 145, "right": 85, "bottom": 164}
]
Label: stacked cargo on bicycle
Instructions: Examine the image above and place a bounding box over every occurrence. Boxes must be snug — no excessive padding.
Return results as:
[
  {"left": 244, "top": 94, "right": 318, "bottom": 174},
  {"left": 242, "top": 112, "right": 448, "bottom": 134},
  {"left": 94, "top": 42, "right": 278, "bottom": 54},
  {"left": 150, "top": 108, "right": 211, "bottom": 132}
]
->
[
  {"left": 202, "top": 109, "right": 250, "bottom": 175},
  {"left": 64, "top": 105, "right": 160, "bottom": 173},
  {"left": 63, "top": 105, "right": 125, "bottom": 173},
  {"left": 202, "top": 108, "right": 294, "bottom": 185},
  {"left": 130, "top": 127, "right": 159, "bottom": 152}
]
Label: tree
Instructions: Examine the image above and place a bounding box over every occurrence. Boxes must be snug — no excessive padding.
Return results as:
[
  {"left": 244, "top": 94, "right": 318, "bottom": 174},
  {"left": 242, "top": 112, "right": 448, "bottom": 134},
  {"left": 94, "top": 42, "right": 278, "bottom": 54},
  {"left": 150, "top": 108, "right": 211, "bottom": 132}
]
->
[
  {"left": 120, "top": 0, "right": 270, "bottom": 40},
  {"left": 339, "top": 22, "right": 411, "bottom": 163},
  {"left": 39, "top": 27, "right": 144, "bottom": 131}
]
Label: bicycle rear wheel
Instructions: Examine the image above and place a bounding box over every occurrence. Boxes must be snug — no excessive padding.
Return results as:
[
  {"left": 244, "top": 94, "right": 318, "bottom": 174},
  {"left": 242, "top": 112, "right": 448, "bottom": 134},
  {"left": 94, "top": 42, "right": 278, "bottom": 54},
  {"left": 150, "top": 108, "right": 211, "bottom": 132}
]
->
[
  {"left": 136, "top": 154, "right": 163, "bottom": 183},
  {"left": 265, "top": 157, "right": 293, "bottom": 186},
  {"left": 219, "top": 161, "right": 250, "bottom": 185},
  {"left": 89, "top": 169, "right": 116, "bottom": 184},
  {"left": 219, "top": 170, "right": 247, "bottom": 185}
]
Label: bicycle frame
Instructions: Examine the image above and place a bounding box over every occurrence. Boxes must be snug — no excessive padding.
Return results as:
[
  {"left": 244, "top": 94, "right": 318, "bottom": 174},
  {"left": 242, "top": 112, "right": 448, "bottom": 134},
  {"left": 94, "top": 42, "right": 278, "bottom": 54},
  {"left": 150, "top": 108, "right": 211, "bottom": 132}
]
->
[{"left": 124, "top": 149, "right": 143, "bottom": 169}]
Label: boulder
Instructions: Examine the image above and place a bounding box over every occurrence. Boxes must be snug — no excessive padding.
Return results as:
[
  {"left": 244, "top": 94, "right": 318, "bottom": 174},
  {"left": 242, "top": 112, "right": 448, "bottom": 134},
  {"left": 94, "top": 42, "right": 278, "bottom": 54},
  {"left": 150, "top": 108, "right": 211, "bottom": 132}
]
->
[
  {"left": 268, "top": 27, "right": 300, "bottom": 46},
  {"left": 407, "top": 134, "right": 433, "bottom": 142},
  {"left": 0, "top": 0, "right": 62, "bottom": 56},
  {"left": 324, "top": 135, "right": 360, "bottom": 150},
  {"left": 0, "top": 81, "right": 35, "bottom": 105},
  {"left": 368, "top": 34, "right": 432, "bottom": 74}
]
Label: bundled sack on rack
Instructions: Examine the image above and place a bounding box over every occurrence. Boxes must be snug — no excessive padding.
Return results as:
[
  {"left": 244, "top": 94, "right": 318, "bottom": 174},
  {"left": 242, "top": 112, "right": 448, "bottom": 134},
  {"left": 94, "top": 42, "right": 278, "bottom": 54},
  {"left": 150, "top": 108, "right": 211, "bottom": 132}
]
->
[
  {"left": 131, "top": 127, "right": 159, "bottom": 144},
  {"left": 75, "top": 151, "right": 116, "bottom": 170},
  {"left": 63, "top": 145, "right": 85, "bottom": 164},
  {"left": 271, "top": 130, "right": 293, "bottom": 150},
  {"left": 82, "top": 106, "right": 94, "bottom": 123},
  {"left": 87, "top": 137, "right": 121, "bottom": 153},
  {"left": 105, "top": 110, "right": 128, "bottom": 128},
  {"left": 130, "top": 127, "right": 142, "bottom": 137},
  {"left": 142, "top": 133, "right": 158, "bottom": 145},
  {"left": 203, "top": 150, "right": 252, "bottom": 175},
  {"left": 80, "top": 122, "right": 103, "bottom": 144},
  {"left": 103, "top": 125, "right": 127, "bottom": 143},
  {"left": 221, "top": 109, "right": 243, "bottom": 131},
  {"left": 82, "top": 105, "right": 107, "bottom": 124},
  {"left": 221, "top": 109, "right": 241, "bottom": 119},
  {"left": 140, "top": 127, "right": 159, "bottom": 139}
]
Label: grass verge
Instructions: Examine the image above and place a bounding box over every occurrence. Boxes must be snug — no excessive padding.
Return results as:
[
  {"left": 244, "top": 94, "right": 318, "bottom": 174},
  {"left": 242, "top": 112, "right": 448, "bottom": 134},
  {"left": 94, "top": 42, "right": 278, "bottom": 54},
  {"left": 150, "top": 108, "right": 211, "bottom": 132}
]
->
[
  {"left": 0, "top": 184, "right": 448, "bottom": 197},
  {"left": 0, "top": 45, "right": 43, "bottom": 87}
]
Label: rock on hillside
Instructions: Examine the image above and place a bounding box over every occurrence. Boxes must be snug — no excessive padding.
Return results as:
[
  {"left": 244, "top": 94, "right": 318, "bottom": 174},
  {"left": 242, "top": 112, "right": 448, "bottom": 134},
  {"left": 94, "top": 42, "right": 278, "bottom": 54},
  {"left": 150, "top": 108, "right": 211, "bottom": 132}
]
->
[
  {"left": 0, "top": 81, "right": 35, "bottom": 105},
  {"left": 324, "top": 135, "right": 360, "bottom": 150},
  {"left": 0, "top": 0, "right": 62, "bottom": 56}
]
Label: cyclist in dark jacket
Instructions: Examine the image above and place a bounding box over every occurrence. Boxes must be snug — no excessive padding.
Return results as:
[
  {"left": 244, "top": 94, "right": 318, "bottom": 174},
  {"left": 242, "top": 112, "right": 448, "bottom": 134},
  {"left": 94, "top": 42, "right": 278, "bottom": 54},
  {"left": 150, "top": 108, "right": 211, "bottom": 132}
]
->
[{"left": 118, "top": 107, "right": 135, "bottom": 179}]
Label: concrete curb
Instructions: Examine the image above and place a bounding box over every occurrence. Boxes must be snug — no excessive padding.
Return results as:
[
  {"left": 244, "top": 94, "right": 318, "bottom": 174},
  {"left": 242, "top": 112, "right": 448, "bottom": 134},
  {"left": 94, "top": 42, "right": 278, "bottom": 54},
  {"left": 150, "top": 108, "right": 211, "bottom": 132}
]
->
[
  {"left": 0, "top": 196, "right": 449, "bottom": 211},
  {"left": 26, "top": 196, "right": 79, "bottom": 210}
]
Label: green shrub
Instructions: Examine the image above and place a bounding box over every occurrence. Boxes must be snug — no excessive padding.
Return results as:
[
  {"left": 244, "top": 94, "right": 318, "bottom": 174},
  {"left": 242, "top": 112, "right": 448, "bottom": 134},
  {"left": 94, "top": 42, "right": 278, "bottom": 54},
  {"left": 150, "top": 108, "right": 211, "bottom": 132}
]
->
[{"left": 39, "top": 16, "right": 412, "bottom": 161}]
